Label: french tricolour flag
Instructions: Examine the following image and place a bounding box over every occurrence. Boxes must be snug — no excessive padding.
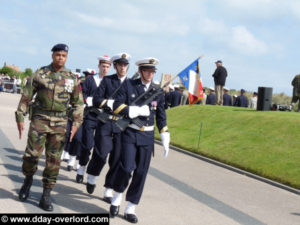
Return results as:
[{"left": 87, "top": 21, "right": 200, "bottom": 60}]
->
[{"left": 178, "top": 57, "right": 203, "bottom": 105}]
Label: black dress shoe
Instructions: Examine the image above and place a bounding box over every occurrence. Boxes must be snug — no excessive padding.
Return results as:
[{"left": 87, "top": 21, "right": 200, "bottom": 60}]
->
[
  {"left": 103, "top": 196, "right": 112, "bottom": 204},
  {"left": 124, "top": 213, "right": 138, "bottom": 223},
  {"left": 19, "top": 176, "right": 33, "bottom": 201},
  {"left": 76, "top": 174, "right": 83, "bottom": 183},
  {"left": 67, "top": 165, "right": 73, "bottom": 171},
  {"left": 110, "top": 205, "right": 119, "bottom": 217},
  {"left": 86, "top": 183, "right": 96, "bottom": 194}
]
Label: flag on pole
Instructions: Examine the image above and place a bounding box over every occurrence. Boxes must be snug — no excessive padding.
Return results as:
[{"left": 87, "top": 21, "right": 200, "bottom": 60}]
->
[{"left": 178, "top": 57, "right": 203, "bottom": 105}]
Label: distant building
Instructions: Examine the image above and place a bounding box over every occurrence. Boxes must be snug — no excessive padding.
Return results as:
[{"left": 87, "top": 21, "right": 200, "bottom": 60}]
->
[{"left": 3, "top": 62, "right": 21, "bottom": 72}]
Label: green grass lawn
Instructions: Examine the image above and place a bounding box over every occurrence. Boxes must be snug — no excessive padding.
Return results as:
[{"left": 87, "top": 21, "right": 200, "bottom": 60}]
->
[{"left": 155, "top": 105, "right": 300, "bottom": 189}]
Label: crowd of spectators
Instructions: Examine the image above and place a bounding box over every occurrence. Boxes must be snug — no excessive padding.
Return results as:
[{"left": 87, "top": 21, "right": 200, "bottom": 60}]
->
[
  {"left": 0, "top": 73, "right": 22, "bottom": 93},
  {"left": 164, "top": 85, "right": 258, "bottom": 109}
]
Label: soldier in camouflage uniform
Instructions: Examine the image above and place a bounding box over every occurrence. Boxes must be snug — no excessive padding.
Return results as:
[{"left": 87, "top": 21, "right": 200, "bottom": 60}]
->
[
  {"left": 291, "top": 74, "right": 300, "bottom": 112},
  {"left": 15, "top": 44, "right": 84, "bottom": 211}
]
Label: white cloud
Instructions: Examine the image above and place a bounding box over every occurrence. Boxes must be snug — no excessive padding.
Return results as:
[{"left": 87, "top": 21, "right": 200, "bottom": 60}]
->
[
  {"left": 77, "top": 13, "right": 114, "bottom": 28},
  {"left": 73, "top": 10, "right": 189, "bottom": 36},
  {"left": 221, "top": 0, "right": 300, "bottom": 21},
  {"left": 230, "top": 26, "right": 268, "bottom": 54},
  {"left": 199, "top": 18, "right": 227, "bottom": 35}
]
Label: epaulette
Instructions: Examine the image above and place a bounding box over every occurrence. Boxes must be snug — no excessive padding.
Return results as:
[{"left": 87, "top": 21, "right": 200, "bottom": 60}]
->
[{"left": 36, "top": 66, "right": 51, "bottom": 77}]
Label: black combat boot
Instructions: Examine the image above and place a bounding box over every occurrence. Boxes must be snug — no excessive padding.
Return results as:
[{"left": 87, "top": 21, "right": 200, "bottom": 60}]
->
[
  {"left": 39, "top": 188, "right": 53, "bottom": 211},
  {"left": 19, "top": 176, "right": 33, "bottom": 201}
]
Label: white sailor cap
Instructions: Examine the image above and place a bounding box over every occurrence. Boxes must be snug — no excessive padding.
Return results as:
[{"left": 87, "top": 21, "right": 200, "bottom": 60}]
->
[
  {"left": 135, "top": 57, "right": 159, "bottom": 69},
  {"left": 173, "top": 84, "right": 180, "bottom": 89},
  {"left": 87, "top": 68, "right": 96, "bottom": 74},
  {"left": 209, "top": 87, "right": 215, "bottom": 91},
  {"left": 98, "top": 55, "right": 111, "bottom": 64},
  {"left": 111, "top": 52, "right": 131, "bottom": 64},
  {"left": 223, "top": 87, "right": 229, "bottom": 91},
  {"left": 169, "top": 84, "right": 174, "bottom": 90}
]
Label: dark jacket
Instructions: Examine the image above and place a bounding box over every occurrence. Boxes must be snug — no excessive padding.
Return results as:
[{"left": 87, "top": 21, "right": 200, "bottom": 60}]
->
[
  {"left": 206, "top": 93, "right": 216, "bottom": 105},
  {"left": 113, "top": 78, "right": 167, "bottom": 146},
  {"left": 93, "top": 74, "right": 125, "bottom": 133},
  {"left": 82, "top": 74, "right": 102, "bottom": 121},
  {"left": 212, "top": 66, "right": 227, "bottom": 86},
  {"left": 170, "top": 90, "right": 182, "bottom": 107},
  {"left": 235, "top": 95, "right": 248, "bottom": 107},
  {"left": 223, "top": 93, "right": 232, "bottom": 106}
]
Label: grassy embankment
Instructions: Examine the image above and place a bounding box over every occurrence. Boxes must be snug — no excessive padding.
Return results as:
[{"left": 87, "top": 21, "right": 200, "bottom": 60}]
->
[{"left": 155, "top": 105, "right": 300, "bottom": 189}]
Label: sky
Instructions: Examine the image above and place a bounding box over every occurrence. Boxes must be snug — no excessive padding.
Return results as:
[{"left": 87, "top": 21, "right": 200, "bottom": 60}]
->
[{"left": 1, "top": 0, "right": 300, "bottom": 95}]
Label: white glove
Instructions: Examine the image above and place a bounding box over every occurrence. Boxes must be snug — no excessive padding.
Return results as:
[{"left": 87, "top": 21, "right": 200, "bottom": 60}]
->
[
  {"left": 139, "top": 105, "right": 150, "bottom": 116},
  {"left": 86, "top": 97, "right": 93, "bottom": 107},
  {"left": 107, "top": 99, "right": 114, "bottom": 110},
  {"left": 129, "top": 106, "right": 140, "bottom": 118},
  {"left": 160, "top": 132, "right": 170, "bottom": 158},
  {"left": 128, "top": 105, "right": 150, "bottom": 119}
]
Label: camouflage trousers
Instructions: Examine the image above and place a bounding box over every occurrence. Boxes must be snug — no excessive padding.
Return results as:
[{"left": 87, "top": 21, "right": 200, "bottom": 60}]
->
[{"left": 22, "top": 118, "right": 67, "bottom": 188}]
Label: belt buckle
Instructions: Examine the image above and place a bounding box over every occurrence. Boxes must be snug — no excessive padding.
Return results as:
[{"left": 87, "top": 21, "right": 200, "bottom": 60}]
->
[
  {"left": 139, "top": 126, "right": 145, "bottom": 131},
  {"left": 112, "top": 116, "right": 117, "bottom": 121}
]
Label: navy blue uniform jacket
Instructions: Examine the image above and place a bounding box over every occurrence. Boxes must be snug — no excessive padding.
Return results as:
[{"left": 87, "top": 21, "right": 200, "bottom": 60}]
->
[
  {"left": 82, "top": 75, "right": 101, "bottom": 121},
  {"left": 235, "top": 95, "right": 248, "bottom": 107},
  {"left": 206, "top": 93, "right": 216, "bottom": 105},
  {"left": 170, "top": 90, "right": 182, "bottom": 107},
  {"left": 223, "top": 93, "right": 232, "bottom": 106},
  {"left": 93, "top": 74, "right": 124, "bottom": 133},
  {"left": 113, "top": 78, "right": 168, "bottom": 146}
]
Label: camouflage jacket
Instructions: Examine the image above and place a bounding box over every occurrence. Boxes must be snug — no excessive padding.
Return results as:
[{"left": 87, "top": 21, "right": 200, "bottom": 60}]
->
[
  {"left": 292, "top": 74, "right": 300, "bottom": 97},
  {"left": 16, "top": 64, "right": 84, "bottom": 128}
]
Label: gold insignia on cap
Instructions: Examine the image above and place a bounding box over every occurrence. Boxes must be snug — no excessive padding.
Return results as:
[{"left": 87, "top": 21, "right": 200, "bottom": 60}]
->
[
  {"left": 122, "top": 54, "right": 126, "bottom": 58},
  {"left": 149, "top": 59, "right": 155, "bottom": 64}
]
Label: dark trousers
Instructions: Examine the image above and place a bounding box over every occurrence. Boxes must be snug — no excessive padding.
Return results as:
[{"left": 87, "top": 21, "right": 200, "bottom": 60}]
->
[
  {"left": 79, "top": 119, "right": 99, "bottom": 166},
  {"left": 68, "top": 125, "right": 83, "bottom": 157},
  {"left": 113, "top": 143, "right": 153, "bottom": 204},
  {"left": 87, "top": 122, "right": 121, "bottom": 188},
  {"left": 63, "top": 119, "right": 72, "bottom": 153}
]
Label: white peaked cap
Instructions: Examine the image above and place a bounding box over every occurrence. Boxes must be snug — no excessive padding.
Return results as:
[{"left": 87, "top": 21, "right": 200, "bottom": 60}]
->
[
  {"left": 135, "top": 57, "right": 159, "bottom": 67},
  {"left": 111, "top": 52, "right": 131, "bottom": 63}
]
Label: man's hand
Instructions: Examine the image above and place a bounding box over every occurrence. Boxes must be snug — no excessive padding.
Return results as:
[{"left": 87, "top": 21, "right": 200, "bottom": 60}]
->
[
  {"left": 69, "top": 125, "right": 78, "bottom": 142},
  {"left": 17, "top": 122, "right": 24, "bottom": 139}
]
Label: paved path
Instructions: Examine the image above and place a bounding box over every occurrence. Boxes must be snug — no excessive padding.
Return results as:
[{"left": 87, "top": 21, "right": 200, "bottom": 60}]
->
[{"left": 0, "top": 92, "right": 299, "bottom": 225}]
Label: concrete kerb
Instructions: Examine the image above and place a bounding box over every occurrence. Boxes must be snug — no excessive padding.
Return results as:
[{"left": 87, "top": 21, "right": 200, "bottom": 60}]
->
[{"left": 154, "top": 140, "right": 300, "bottom": 195}]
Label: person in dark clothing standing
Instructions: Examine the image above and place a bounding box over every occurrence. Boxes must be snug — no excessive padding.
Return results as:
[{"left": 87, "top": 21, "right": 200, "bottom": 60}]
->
[
  {"left": 212, "top": 60, "right": 227, "bottom": 105},
  {"left": 291, "top": 74, "right": 300, "bottom": 112},
  {"left": 235, "top": 89, "right": 248, "bottom": 107},
  {"left": 223, "top": 87, "right": 232, "bottom": 106},
  {"left": 170, "top": 84, "right": 182, "bottom": 107},
  {"left": 206, "top": 87, "right": 216, "bottom": 105}
]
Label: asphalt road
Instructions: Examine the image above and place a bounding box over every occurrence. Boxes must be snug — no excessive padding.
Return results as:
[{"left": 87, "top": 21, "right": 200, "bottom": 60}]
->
[{"left": 0, "top": 92, "right": 299, "bottom": 225}]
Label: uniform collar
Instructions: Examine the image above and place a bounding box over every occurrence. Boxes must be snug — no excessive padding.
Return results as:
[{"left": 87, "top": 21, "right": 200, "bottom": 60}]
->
[
  {"left": 48, "top": 63, "right": 70, "bottom": 73},
  {"left": 118, "top": 75, "right": 126, "bottom": 83},
  {"left": 137, "top": 78, "right": 152, "bottom": 91}
]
